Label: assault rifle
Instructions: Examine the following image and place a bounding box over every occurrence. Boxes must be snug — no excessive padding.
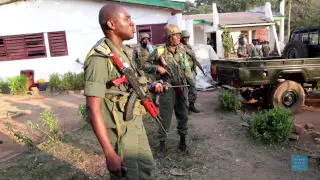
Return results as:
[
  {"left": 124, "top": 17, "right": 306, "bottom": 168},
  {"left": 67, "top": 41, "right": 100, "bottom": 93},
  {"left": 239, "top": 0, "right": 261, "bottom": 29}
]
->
[
  {"left": 184, "top": 46, "right": 206, "bottom": 76},
  {"left": 159, "top": 56, "right": 189, "bottom": 108},
  {"left": 108, "top": 52, "right": 168, "bottom": 136}
]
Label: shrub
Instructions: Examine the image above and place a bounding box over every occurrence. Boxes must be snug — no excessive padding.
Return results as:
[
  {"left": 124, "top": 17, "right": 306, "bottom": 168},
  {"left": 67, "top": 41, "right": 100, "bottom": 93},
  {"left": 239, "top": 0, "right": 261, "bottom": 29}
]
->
[
  {"left": 77, "top": 104, "right": 91, "bottom": 130},
  {"left": 61, "top": 71, "right": 74, "bottom": 91},
  {"left": 251, "top": 108, "right": 293, "bottom": 144},
  {"left": 8, "top": 75, "right": 28, "bottom": 95},
  {"left": 28, "top": 109, "right": 64, "bottom": 142},
  {"left": 218, "top": 89, "right": 242, "bottom": 111},
  {"left": 74, "top": 72, "right": 85, "bottom": 90},
  {"left": 0, "top": 78, "right": 10, "bottom": 94},
  {"left": 49, "top": 73, "right": 62, "bottom": 93}
]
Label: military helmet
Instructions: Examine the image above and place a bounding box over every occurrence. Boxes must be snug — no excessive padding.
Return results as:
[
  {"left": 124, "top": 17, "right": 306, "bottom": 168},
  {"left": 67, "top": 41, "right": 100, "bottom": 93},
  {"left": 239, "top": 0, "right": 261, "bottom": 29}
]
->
[
  {"left": 139, "top": 33, "right": 150, "bottom": 41},
  {"left": 181, "top": 30, "right": 190, "bottom": 38},
  {"left": 163, "top": 24, "right": 181, "bottom": 37}
]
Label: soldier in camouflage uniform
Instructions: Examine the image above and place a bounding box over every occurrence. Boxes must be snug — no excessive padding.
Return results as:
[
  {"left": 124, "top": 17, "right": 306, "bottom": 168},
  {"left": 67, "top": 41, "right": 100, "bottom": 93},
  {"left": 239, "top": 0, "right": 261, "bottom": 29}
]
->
[
  {"left": 132, "top": 33, "right": 155, "bottom": 70},
  {"left": 84, "top": 4, "right": 166, "bottom": 179},
  {"left": 144, "top": 24, "right": 196, "bottom": 158},
  {"left": 132, "top": 33, "right": 159, "bottom": 106},
  {"left": 180, "top": 30, "right": 201, "bottom": 114}
]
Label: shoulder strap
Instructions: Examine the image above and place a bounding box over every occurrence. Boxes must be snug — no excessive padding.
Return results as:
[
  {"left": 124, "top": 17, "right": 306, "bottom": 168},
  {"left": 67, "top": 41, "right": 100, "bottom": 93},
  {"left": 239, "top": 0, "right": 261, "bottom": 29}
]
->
[
  {"left": 157, "top": 46, "right": 165, "bottom": 57},
  {"left": 85, "top": 38, "right": 114, "bottom": 72}
]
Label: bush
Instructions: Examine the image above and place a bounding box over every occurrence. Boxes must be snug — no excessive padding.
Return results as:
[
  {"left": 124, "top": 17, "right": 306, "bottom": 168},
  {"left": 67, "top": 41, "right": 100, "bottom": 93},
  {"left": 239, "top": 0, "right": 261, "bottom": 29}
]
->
[
  {"left": 0, "top": 78, "right": 10, "bottom": 94},
  {"left": 49, "top": 72, "right": 84, "bottom": 93},
  {"left": 8, "top": 75, "right": 28, "bottom": 95},
  {"left": 251, "top": 108, "right": 293, "bottom": 144},
  {"left": 61, "top": 72, "right": 74, "bottom": 91},
  {"left": 218, "top": 89, "right": 242, "bottom": 111},
  {"left": 77, "top": 104, "right": 91, "bottom": 130},
  {"left": 49, "top": 73, "right": 62, "bottom": 93},
  {"left": 28, "top": 109, "right": 64, "bottom": 142},
  {"left": 74, "top": 72, "right": 85, "bottom": 90}
]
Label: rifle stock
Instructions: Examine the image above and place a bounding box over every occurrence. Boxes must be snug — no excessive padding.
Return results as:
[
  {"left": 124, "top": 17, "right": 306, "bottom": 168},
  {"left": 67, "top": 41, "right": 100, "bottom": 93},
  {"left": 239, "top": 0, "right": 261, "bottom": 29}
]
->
[{"left": 108, "top": 53, "right": 168, "bottom": 136}]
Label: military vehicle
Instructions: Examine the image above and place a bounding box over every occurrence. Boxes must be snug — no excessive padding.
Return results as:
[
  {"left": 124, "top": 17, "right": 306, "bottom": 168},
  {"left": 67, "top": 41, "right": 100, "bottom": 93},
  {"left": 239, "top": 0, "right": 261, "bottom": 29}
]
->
[{"left": 211, "top": 26, "right": 320, "bottom": 114}]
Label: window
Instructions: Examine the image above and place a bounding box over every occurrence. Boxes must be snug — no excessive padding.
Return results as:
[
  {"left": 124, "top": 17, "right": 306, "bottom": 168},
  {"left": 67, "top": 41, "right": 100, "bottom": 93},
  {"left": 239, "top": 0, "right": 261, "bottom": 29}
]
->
[
  {"left": 0, "top": 33, "right": 46, "bottom": 61},
  {"left": 48, "top": 31, "right": 68, "bottom": 57},
  {"left": 291, "top": 31, "right": 300, "bottom": 41},
  {"left": 309, "top": 30, "right": 319, "bottom": 45}
]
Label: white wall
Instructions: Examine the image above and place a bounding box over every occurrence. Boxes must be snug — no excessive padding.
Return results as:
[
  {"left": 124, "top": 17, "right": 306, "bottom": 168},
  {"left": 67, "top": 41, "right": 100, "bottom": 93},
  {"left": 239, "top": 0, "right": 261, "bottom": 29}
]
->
[
  {"left": 194, "top": 26, "right": 205, "bottom": 44},
  {"left": 0, "top": 0, "right": 173, "bottom": 81}
]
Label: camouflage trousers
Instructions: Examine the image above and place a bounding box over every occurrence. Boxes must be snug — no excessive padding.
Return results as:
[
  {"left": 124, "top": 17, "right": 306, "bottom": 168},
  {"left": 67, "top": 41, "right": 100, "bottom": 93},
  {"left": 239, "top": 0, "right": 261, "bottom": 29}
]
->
[
  {"left": 157, "top": 87, "right": 189, "bottom": 141},
  {"left": 188, "top": 72, "right": 198, "bottom": 105}
]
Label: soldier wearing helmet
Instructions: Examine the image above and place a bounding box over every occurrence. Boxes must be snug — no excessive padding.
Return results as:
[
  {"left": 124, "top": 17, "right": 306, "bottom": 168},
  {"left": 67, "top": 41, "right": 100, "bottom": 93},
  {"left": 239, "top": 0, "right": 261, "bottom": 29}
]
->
[
  {"left": 180, "top": 30, "right": 201, "bottom": 114},
  {"left": 132, "top": 33, "right": 155, "bottom": 70},
  {"left": 144, "top": 24, "right": 196, "bottom": 158}
]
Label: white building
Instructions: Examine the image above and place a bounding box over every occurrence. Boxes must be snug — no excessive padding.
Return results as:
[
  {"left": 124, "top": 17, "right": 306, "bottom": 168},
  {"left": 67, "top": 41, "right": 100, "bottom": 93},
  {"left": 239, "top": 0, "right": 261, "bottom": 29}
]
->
[
  {"left": 177, "top": 1, "right": 286, "bottom": 58},
  {"left": 0, "top": 0, "right": 191, "bottom": 81}
]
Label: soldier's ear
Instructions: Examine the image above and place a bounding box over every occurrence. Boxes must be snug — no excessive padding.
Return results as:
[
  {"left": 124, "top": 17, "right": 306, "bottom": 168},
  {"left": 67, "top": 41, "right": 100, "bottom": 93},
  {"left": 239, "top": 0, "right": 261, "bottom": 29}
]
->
[{"left": 107, "top": 20, "right": 116, "bottom": 30}]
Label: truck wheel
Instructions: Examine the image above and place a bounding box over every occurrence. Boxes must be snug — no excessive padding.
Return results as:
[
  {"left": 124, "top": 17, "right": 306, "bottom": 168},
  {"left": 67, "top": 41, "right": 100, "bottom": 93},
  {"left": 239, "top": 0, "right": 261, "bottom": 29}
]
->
[
  {"left": 283, "top": 40, "right": 308, "bottom": 59},
  {"left": 270, "top": 80, "right": 305, "bottom": 114},
  {"left": 240, "top": 90, "right": 253, "bottom": 101}
]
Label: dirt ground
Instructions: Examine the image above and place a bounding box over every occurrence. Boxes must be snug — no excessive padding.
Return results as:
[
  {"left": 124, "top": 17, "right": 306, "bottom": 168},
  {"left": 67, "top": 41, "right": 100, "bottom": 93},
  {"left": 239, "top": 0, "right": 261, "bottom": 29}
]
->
[{"left": 0, "top": 90, "right": 320, "bottom": 180}]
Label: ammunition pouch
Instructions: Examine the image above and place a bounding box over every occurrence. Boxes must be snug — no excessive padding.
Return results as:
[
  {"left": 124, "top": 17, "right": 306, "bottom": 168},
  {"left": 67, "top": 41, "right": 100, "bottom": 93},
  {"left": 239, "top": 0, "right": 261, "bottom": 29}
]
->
[{"left": 105, "top": 91, "right": 147, "bottom": 120}]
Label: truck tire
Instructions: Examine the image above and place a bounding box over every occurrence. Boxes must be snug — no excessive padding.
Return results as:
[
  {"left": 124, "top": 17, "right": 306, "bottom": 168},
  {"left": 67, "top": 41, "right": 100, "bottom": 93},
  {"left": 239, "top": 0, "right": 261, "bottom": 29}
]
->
[
  {"left": 270, "top": 80, "right": 305, "bottom": 114},
  {"left": 283, "top": 40, "right": 308, "bottom": 59}
]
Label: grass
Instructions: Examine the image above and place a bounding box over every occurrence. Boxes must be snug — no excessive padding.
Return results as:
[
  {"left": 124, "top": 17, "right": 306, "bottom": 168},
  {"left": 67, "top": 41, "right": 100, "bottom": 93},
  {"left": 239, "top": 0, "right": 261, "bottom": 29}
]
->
[{"left": 0, "top": 115, "right": 212, "bottom": 180}]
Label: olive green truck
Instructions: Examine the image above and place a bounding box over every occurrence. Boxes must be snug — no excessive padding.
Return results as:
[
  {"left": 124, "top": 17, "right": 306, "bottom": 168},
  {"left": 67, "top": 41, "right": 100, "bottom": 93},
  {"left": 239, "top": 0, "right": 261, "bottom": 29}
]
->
[
  {"left": 211, "top": 26, "right": 320, "bottom": 114},
  {"left": 211, "top": 57, "right": 320, "bottom": 113}
]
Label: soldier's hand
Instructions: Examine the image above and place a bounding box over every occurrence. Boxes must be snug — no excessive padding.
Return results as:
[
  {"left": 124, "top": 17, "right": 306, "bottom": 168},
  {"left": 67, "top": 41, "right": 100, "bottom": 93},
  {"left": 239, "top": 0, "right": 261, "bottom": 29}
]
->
[
  {"left": 149, "top": 80, "right": 168, "bottom": 93},
  {"left": 106, "top": 152, "right": 124, "bottom": 177},
  {"left": 157, "top": 66, "right": 171, "bottom": 76}
]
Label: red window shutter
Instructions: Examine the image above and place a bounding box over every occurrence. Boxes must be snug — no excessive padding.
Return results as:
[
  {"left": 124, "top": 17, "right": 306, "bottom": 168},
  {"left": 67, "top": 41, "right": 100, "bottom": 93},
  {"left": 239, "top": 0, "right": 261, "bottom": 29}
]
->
[
  {"left": 0, "top": 33, "right": 46, "bottom": 61},
  {"left": 24, "top": 33, "right": 46, "bottom": 58},
  {"left": 48, "top": 31, "right": 68, "bottom": 57},
  {"left": 0, "top": 38, "right": 6, "bottom": 61},
  {"left": 5, "top": 35, "right": 26, "bottom": 60}
]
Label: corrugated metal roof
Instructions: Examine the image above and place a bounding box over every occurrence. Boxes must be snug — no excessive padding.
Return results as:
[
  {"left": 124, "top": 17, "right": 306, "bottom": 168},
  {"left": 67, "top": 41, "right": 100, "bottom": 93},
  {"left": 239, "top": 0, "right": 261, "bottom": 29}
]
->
[
  {"left": 219, "top": 12, "right": 270, "bottom": 25},
  {"left": 183, "top": 12, "right": 275, "bottom": 25}
]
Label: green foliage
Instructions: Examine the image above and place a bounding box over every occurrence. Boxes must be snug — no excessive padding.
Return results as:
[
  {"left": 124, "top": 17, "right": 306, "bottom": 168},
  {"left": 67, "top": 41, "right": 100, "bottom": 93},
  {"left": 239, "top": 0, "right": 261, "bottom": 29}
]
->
[
  {"left": 77, "top": 104, "right": 92, "bottom": 130},
  {"left": 0, "top": 78, "right": 10, "bottom": 94},
  {"left": 61, "top": 72, "right": 74, "bottom": 90},
  {"left": 221, "top": 26, "right": 234, "bottom": 56},
  {"left": 8, "top": 75, "right": 28, "bottom": 95},
  {"left": 49, "top": 73, "right": 62, "bottom": 93},
  {"left": 3, "top": 122, "right": 35, "bottom": 148},
  {"left": 49, "top": 72, "right": 84, "bottom": 93},
  {"left": 28, "top": 109, "right": 64, "bottom": 142},
  {"left": 251, "top": 108, "right": 293, "bottom": 144},
  {"left": 218, "top": 89, "right": 242, "bottom": 111},
  {"left": 184, "top": 0, "right": 320, "bottom": 30},
  {"left": 74, "top": 72, "right": 85, "bottom": 90}
]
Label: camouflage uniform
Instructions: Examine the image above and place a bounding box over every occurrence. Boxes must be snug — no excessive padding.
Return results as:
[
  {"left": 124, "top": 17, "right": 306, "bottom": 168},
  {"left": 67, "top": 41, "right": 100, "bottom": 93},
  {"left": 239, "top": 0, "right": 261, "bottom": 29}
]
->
[
  {"left": 144, "top": 24, "right": 196, "bottom": 158},
  {"left": 262, "top": 42, "right": 270, "bottom": 57},
  {"left": 180, "top": 30, "right": 200, "bottom": 113},
  {"left": 132, "top": 33, "right": 155, "bottom": 70},
  {"left": 84, "top": 38, "right": 154, "bottom": 179},
  {"left": 132, "top": 33, "right": 159, "bottom": 107},
  {"left": 250, "top": 45, "right": 264, "bottom": 58}
]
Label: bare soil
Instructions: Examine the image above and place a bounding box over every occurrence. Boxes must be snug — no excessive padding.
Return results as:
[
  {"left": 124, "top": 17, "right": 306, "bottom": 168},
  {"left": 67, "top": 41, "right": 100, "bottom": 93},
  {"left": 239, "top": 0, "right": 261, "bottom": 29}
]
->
[{"left": 0, "top": 90, "right": 319, "bottom": 180}]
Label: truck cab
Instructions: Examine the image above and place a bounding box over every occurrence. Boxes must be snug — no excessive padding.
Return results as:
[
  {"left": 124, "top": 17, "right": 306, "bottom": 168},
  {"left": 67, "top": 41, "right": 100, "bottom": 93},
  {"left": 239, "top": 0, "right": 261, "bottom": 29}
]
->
[{"left": 284, "top": 26, "right": 320, "bottom": 58}]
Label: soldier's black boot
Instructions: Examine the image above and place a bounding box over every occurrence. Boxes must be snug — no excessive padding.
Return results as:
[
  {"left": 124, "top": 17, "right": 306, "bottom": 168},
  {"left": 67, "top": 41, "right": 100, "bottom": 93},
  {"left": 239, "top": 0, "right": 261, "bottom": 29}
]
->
[
  {"left": 189, "top": 103, "right": 200, "bottom": 113},
  {"left": 157, "top": 140, "right": 165, "bottom": 158},
  {"left": 179, "top": 135, "right": 187, "bottom": 152}
]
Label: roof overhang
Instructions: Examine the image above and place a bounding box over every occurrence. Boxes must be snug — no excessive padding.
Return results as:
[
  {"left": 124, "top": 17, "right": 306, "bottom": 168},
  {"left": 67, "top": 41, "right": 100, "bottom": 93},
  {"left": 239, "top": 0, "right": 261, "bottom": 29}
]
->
[
  {"left": 193, "top": 20, "right": 213, "bottom": 26},
  {"left": 220, "top": 22, "right": 275, "bottom": 28},
  {"left": 0, "top": 0, "right": 22, "bottom": 6},
  {"left": 111, "top": 0, "right": 185, "bottom": 11}
]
